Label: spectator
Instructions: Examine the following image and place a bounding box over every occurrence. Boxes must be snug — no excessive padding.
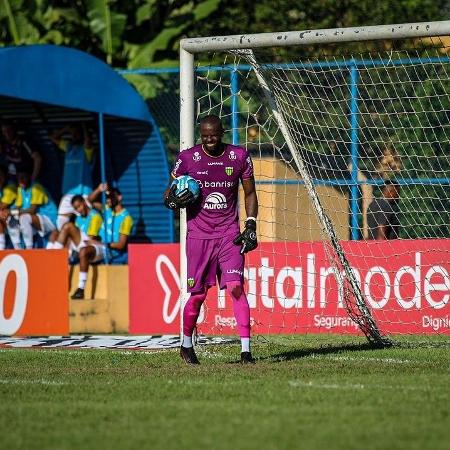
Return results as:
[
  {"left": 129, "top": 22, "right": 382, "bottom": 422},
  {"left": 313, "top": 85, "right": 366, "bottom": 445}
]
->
[
  {"left": 47, "top": 195, "right": 103, "bottom": 255},
  {"left": 1, "top": 122, "right": 42, "bottom": 182},
  {"left": 70, "top": 184, "right": 133, "bottom": 300},
  {"left": 7, "top": 168, "right": 57, "bottom": 249},
  {"left": 367, "top": 180, "right": 401, "bottom": 240},
  {"left": 0, "top": 165, "right": 17, "bottom": 250},
  {"left": 49, "top": 123, "right": 94, "bottom": 231}
]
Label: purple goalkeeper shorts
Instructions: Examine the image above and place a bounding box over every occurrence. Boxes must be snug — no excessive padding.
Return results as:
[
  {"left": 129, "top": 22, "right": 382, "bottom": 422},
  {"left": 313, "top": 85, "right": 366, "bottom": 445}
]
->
[{"left": 186, "top": 234, "right": 244, "bottom": 293}]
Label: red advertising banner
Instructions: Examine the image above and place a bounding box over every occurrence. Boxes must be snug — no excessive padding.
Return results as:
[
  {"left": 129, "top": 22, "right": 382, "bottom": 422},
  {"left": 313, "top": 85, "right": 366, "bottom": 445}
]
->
[
  {"left": 129, "top": 240, "right": 450, "bottom": 336},
  {"left": 0, "top": 250, "right": 69, "bottom": 336}
]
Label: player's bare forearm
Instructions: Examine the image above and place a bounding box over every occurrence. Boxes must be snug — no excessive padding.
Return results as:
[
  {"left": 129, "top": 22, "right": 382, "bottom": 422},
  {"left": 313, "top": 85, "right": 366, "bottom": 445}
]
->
[
  {"left": 107, "top": 234, "right": 128, "bottom": 251},
  {"left": 88, "top": 183, "right": 108, "bottom": 210},
  {"left": 242, "top": 177, "right": 258, "bottom": 219}
]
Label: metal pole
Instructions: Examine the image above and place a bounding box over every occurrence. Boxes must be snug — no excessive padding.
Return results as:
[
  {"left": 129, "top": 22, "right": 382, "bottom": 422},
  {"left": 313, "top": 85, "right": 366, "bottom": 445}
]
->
[
  {"left": 230, "top": 69, "right": 239, "bottom": 145},
  {"left": 98, "top": 113, "right": 109, "bottom": 263},
  {"left": 349, "top": 61, "right": 360, "bottom": 241},
  {"left": 179, "top": 46, "right": 195, "bottom": 340},
  {"left": 181, "top": 20, "right": 450, "bottom": 53}
]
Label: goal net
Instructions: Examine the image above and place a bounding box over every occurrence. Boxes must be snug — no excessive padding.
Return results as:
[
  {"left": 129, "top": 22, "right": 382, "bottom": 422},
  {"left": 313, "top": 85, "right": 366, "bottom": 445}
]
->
[{"left": 180, "top": 22, "right": 450, "bottom": 344}]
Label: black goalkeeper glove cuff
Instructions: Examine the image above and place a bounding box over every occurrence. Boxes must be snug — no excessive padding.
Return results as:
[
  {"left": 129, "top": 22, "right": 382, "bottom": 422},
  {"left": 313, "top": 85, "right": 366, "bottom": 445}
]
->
[
  {"left": 233, "top": 217, "right": 258, "bottom": 254},
  {"left": 164, "top": 185, "right": 195, "bottom": 210}
]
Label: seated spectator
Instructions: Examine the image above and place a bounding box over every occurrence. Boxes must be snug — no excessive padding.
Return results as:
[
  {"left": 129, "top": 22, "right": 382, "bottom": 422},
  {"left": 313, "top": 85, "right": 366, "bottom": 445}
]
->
[
  {"left": 1, "top": 121, "right": 42, "bottom": 182},
  {"left": 47, "top": 195, "right": 103, "bottom": 255},
  {"left": 70, "top": 184, "right": 133, "bottom": 300},
  {"left": 49, "top": 123, "right": 94, "bottom": 231},
  {"left": 0, "top": 164, "right": 17, "bottom": 249},
  {"left": 367, "top": 180, "right": 401, "bottom": 240},
  {"left": 7, "top": 169, "right": 57, "bottom": 249}
]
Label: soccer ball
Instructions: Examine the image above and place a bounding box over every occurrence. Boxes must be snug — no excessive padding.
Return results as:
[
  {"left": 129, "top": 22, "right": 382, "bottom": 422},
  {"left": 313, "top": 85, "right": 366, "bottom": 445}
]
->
[{"left": 171, "top": 175, "right": 200, "bottom": 201}]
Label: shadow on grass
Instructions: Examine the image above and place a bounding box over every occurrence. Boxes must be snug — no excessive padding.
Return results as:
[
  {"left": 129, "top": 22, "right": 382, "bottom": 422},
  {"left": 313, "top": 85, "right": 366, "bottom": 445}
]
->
[{"left": 260, "top": 341, "right": 385, "bottom": 363}]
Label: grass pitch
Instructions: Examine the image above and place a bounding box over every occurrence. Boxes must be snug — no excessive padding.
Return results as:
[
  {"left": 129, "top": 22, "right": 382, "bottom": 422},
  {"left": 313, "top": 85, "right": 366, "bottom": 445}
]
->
[{"left": 1, "top": 335, "right": 449, "bottom": 450}]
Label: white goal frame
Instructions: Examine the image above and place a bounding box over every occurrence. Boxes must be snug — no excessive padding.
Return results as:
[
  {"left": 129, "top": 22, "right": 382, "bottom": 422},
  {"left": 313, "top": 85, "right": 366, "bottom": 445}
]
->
[{"left": 178, "top": 20, "right": 450, "bottom": 342}]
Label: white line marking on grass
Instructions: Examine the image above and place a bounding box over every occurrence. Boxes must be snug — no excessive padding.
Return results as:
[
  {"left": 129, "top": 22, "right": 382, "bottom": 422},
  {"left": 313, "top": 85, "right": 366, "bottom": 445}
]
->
[
  {"left": 196, "top": 350, "right": 228, "bottom": 359},
  {"left": 0, "top": 348, "right": 172, "bottom": 356},
  {"left": 289, "top": 380, "right": 364, "bottom": 390},
  {"left": 116, "top": 350, "right": 171, "bottom": 355},
  {"left": 308, "top": 354, "right": 413, "bottom": 364},
  {"left": 288, "top": 380, "right": 429, "bottom": 392},
  {"left": 0, "top": 379, "right": 69, "bottom": 386}
]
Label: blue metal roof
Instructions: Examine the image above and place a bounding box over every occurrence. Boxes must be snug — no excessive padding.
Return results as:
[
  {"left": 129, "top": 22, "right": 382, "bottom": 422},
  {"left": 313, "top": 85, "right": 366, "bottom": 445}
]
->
[{"left": 0, "top": 45, "right": 151, "bottom": 122}]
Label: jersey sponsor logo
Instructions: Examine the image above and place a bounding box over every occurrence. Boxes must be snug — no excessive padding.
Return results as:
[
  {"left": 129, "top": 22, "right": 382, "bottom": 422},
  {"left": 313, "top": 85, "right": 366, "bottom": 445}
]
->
[
  {"left": 246, "top": 156, "right": 253, "bottom": 168},
  {"left": 173, "top": 159, "right": 182, "bottom": 174},
  {"left": 197, "top": 171, "right": 208, "bottom": 175},
  {"left": 197, "top": 180, "right": 235, "bottom": 189},
  {"left": 229, "top": 150, "right": 236, "bottom": 160},
  {"left": 226, "top": 269, "right": 243, "bottom": 276},
  {"left": 204, "top": 192, "right": 228, "bottom": 210},
  {"left": 225, "top": 166, "right": 233, "bottom": 176},
  {"left": 193, "top": 152, "right": 201, "bottom": 162},
  {"left": 207, "top": 161, "right": 223, "bottom": 166}
]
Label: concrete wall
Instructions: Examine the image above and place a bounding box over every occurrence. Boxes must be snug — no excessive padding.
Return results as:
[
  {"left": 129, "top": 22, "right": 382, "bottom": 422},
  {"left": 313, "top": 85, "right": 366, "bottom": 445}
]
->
[
  {"left": 69, "top": 265, "right": 129, "bottom": 333},
  {"left": 240, "top": 157, "right": 349, "bottom": 241}
]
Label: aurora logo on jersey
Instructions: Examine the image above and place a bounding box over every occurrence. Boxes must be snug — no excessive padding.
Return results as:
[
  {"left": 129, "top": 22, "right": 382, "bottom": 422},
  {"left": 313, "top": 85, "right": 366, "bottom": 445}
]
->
[
  {"left": 225, "top": 166, "right": 233, "bottom": 176},
  {"left": 203, "top": 192, "right": 228, "bottom": 210},
  {"left": 187, "top": 278, "right": 195, "bottom": 287}
]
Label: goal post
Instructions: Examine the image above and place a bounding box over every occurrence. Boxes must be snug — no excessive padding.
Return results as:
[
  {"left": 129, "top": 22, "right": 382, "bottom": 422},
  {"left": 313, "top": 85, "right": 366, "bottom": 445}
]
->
[{"left": 179, "top": 20, "right": 450, "bottom": 344}]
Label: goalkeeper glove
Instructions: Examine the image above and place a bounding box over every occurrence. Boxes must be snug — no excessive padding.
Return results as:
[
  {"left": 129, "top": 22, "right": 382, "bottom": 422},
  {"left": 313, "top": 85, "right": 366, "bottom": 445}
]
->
[
  {"left": 164, "top": 185, "right": 195, "bottom": 210},
  {"left": 233, "top": 217, "right": 258, "bottom": 254}
]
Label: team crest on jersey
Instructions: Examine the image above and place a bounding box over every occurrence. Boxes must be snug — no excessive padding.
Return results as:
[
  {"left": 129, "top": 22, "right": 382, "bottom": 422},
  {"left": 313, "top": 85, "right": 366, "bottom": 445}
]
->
[
  {"left": 193, "top": 152, "right": 201, "bottom": 162},
  {"left": 187, "top": 278, "right": 195, "bottom": 287},
  {"left": 225, "top": 166, "right": 233, "bottom": 176},
  {"left": 229, "top": 150, "right": 236, "bottom": 160}
]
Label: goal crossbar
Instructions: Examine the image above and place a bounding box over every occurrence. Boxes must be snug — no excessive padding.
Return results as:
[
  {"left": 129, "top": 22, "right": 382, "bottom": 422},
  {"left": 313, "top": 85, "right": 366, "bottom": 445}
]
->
[{"left": 181, "top": 20, "right": 450, "bottom": 53}]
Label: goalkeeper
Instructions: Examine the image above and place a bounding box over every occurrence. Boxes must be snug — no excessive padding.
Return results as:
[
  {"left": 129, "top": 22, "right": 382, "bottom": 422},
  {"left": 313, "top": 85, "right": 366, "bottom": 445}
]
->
[{"left": 164, "top": 115, "right": 258, "bottom": 365}]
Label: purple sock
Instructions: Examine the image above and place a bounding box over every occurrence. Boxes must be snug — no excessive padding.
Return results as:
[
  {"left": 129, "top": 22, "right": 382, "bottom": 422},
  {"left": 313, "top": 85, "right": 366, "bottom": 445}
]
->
[{"left": 227, "top": 282, "right": 251, "bottom": 338}]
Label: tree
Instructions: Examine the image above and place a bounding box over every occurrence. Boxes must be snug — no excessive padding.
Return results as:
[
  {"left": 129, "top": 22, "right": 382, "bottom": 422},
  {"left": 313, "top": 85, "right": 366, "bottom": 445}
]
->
[{"left": 0, "top": 0, "right": 221, "bottom": 67}]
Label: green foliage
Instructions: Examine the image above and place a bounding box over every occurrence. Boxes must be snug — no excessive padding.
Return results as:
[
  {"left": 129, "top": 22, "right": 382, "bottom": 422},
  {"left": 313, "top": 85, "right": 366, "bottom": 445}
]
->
[
  {"left": 2, "top": 0, "right": 448, "bottom": 67},
  {"left": 86, "top": 0, "right": 127, "bottom": 64},
  {"left": 126, "top": 0, "right": 220, "bottom": 68},
  {"left": 0, "top": 0, "right": 222, "bottom": 67},
  {"left": 189, "top": 0, "right": 450, "bottom": 41},
  {"left": 0, "top": 0, "right": 39, "bottom": 44}
]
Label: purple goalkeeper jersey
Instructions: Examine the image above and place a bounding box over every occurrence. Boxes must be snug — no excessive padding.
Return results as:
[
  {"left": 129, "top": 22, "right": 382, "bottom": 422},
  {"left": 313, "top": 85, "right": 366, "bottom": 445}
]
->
[{"left": 172, "top": 143, "right": 254, "bottom": 239}]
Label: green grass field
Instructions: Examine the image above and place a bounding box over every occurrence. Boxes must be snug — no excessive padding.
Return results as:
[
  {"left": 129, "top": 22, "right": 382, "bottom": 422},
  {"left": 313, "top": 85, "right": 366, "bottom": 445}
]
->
[{"left": 1, "top": 335, "right": 450, "bottom": 450}]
